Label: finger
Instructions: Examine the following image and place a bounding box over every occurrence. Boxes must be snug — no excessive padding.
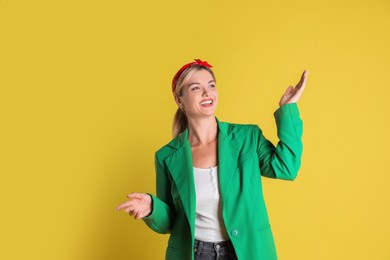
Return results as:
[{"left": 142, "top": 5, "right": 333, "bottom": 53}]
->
[
  {"left": 116, "top": 202, "right": 130, "bottom": 211},
  {"left": 296, "top": 70, "right": 308, "bottom": 88},
  {"left": 300, "top": 69, "right": 308, "bottom": 81},
  {"left": 301, "top": 70, "right": 308, "bottom": 83},
  {"left": 297, "top": 70, "right": 308, "bottom": 91},
  {"left": 116, "top": 200, "right": 135, "bottom": 211},
  {"left": 283, "top": 86, "right": 294, "bottom": 96},
  {"left": 134, "top": 210, "right": 147, "bottom": 220},
  {"left": 127, "top": 193, "right": 145, "bottom": 200},
  {"left": 124, "top": 205, "right": 135, "bottom": 213},
  {"left": 301, "top": 69, "right": 308, "bottom": 78},
  {"left": 129, "top": 210, "right": 136, "bottom": 217}
]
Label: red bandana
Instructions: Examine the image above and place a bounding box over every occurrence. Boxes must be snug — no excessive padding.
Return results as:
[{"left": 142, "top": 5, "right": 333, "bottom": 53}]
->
[{"left": 171, "top": 59, "right": 213, "bottom": 93}]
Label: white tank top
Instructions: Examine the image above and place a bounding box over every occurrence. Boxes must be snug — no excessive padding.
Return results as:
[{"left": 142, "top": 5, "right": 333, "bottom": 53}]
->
[{"left": 193, "top": 166, "right": 229, "bottom": 242}]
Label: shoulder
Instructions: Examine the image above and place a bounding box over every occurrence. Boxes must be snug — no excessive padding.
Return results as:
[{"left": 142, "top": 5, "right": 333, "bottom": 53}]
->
[
  {"left": 154, "top": 133, "right": 183, "bottom": 163},
  {"left": 218, "top": 120, "right": 263, "bottom": 152},
  {"left": 218, "top": 120, "right": 262, "bottom": 138}
]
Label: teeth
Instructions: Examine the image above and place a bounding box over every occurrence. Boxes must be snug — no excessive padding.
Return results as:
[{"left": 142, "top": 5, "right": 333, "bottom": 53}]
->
[{"left": 200, "top": 100, "right": 212, "bottom": 105}]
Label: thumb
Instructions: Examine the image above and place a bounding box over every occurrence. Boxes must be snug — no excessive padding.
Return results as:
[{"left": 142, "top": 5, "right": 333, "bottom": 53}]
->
[
  {"left": 284, "top": 86, "right": 294, "bottom": 95},
  {"left": 127, "top": 193, "right": 145, "bottom": 200}
]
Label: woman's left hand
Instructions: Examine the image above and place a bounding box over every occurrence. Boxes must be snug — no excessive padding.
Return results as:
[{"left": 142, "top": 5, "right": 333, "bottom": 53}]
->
[{"left": 279, "top": 70, "right": 308, "bottom": 107}]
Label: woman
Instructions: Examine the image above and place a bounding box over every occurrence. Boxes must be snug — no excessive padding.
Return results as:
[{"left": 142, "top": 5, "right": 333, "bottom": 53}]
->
[{"left": 116, "top": 59, "right": 308, "bottom": 260}]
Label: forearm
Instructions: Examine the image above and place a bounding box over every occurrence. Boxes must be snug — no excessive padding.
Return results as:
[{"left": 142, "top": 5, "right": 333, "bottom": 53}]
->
[
  {"left": 258, "top": 103, "right": 303, "bottom": 180},
  {"left": 142, "top": 194, "right": 173, "bottom": 234}
]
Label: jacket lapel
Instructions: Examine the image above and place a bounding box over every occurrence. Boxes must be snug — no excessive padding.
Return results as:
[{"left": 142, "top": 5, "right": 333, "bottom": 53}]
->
[
  {"left": 164, "top": 129, "right": 196, "bottom": 236},
  {"left": 217, "top": 119, "right": 240, "bottom": 205}
]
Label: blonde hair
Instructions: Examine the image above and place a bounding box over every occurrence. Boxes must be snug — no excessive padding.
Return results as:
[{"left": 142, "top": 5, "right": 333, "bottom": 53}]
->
[{"left": 172, "top": 65, "right": 216, "bottom": 137}]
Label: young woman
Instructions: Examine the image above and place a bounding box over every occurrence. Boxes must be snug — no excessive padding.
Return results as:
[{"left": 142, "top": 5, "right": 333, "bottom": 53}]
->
[{"left": 116, "top": 59, "right": 308, "bottom": 260}]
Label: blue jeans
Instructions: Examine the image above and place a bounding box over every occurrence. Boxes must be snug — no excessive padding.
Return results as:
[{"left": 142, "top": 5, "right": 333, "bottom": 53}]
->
[{"left": 194, "top": 239, "right": 238, "bottom": 260}]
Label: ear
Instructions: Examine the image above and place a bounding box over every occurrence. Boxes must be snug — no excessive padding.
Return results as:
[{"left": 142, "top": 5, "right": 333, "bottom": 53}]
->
[{"left": 174, "top": 96, "right": 183, "bottom": 107}]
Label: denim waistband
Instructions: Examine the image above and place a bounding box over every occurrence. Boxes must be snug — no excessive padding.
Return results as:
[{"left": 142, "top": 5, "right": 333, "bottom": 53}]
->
[
  {"left": 194, "top": 239, "right": 233, "bottom": 251},
  {"left": 194, "top": 239, "right": 237, "bottom": 259}
]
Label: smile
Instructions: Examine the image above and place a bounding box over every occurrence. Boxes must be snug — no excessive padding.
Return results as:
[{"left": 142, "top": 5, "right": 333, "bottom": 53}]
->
[{"left": 200, "top": 99, "right": 213, "bottom": 105}]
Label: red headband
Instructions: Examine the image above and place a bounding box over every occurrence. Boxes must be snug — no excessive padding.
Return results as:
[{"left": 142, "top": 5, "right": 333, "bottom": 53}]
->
[{"left": 172, "top": 59, "right": 213, "bottom": 93}]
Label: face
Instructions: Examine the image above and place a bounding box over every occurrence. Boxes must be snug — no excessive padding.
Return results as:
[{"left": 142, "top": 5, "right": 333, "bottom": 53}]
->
[{"left": 176, "top": 69, "right": 218, "bottom": 118}]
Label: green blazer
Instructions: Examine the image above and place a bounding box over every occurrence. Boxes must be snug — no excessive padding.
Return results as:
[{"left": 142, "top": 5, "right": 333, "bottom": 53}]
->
[{"left": 143, "top": 103, "right": 303, "bottom": 260}]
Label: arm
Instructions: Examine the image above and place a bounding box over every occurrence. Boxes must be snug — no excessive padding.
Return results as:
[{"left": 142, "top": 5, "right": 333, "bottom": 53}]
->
[
  {"left": 142, "top": 153, "right": 174, "bottom": 234},
  {"left": 257, "top": 103, "right": 303, "bottom": 180},
  {"left": 257, "top": 70, "right": 307, "bottom": 180},
  {"left": 116, "top": 154, "right": 174, "bottom": 234}
]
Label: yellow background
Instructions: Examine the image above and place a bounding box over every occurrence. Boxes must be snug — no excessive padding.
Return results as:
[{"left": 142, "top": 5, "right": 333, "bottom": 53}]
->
[{"left": 1, "top": 0, "right": 389, "bottom": 259}]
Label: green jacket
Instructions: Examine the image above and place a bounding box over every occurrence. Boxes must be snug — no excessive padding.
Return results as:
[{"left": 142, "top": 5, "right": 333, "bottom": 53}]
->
[{"left": 143, "top": 103, "right": 303, "bottom": 260}]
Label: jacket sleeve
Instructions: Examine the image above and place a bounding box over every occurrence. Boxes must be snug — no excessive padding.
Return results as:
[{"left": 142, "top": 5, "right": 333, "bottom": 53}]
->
[
  {"left": 142, "top": 153, "right": 174, "bottom": 233},
  {"left": 256, "top": 103, "right": 303, "bottom": 180}
]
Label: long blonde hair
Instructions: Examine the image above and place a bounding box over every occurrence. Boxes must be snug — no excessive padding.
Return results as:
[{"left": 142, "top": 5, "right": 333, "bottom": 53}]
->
[{"left": 172, "top": 65, "right": 216, "bottom": 137}]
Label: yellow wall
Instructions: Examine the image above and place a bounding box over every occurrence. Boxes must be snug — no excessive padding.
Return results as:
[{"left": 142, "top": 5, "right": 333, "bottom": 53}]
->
[{"left": 1, "top": 0, "right": 389, "bottom": 259}]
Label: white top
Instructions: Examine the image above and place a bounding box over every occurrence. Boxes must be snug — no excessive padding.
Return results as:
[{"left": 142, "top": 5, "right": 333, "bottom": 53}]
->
[{"left": 193, "top": 166, "right": 229, "bottom": 242}]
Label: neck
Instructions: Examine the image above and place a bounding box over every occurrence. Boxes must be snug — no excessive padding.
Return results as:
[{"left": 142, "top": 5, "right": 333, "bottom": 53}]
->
[{"left": 187, "top": 116, "right": 218, "bottom": 146}]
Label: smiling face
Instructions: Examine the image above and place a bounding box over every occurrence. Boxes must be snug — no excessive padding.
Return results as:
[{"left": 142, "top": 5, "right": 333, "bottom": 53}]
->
[{"left": 175, "top": 68, "right": 218, "bottom": 119}]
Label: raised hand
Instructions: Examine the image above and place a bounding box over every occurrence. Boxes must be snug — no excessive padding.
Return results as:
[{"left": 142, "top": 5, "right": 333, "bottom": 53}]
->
[
  {"left": 116, "top": 193, "right": 152, "bottom": 220},
  {"left": 279, "top": 70, "right": 308, "bottom": 107}
]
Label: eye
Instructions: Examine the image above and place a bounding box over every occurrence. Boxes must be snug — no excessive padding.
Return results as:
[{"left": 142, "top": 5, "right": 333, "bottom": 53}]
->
[
  {"left": 209, "top": 84, "right": 216, "bottom": 88},
  {"left": 191, "top": 86, "right": 200, "bottom": 91}
]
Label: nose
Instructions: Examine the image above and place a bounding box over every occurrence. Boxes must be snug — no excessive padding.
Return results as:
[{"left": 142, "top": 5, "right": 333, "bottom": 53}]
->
[{"left": 202, "top": 86, "right": 210, "bottom": 96}]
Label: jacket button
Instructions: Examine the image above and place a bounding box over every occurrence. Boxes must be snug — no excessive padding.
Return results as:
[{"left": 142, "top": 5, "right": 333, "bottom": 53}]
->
[{"left": 231, "top": 229, "right": 239, "bottom": 237}]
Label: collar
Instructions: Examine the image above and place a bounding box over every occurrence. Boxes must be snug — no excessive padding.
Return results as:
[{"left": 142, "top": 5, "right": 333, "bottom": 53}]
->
[{"left": 167, "top": 117, "right": 229, "bottom": 149}]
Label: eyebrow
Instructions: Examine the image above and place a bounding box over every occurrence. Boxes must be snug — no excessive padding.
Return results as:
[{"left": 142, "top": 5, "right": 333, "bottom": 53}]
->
[{"left": 187, "top": 80, "right": 216, "bottom": 88}]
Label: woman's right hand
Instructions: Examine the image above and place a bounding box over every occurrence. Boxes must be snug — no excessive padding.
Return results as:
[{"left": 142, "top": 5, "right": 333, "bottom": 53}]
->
[{"left": 116, "top": 193, "right": 152, "bottom": 220}]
